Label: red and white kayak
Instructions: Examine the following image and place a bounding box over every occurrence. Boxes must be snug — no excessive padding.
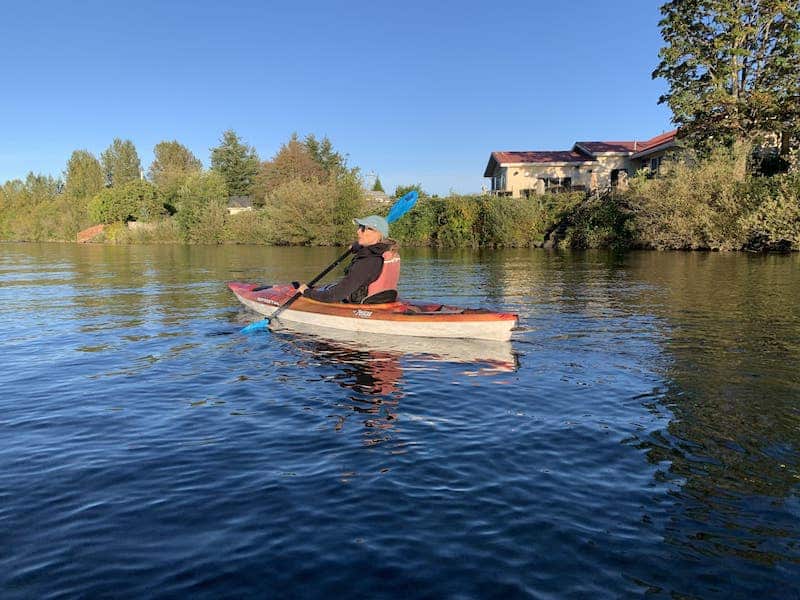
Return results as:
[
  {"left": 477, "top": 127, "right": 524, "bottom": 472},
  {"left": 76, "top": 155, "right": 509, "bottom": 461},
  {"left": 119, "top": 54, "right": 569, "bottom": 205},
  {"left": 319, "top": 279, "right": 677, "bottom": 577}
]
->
[{"left": 228, "top": 282, "right": 518, "bottom": 341}]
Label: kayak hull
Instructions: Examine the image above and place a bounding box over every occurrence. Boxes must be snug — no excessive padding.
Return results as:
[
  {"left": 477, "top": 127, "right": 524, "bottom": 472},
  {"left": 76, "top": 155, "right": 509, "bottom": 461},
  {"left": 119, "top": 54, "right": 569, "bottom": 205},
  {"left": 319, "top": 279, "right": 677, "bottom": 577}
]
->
[{"left": 228, "top": 282, "right": 517, "bottom": 341}]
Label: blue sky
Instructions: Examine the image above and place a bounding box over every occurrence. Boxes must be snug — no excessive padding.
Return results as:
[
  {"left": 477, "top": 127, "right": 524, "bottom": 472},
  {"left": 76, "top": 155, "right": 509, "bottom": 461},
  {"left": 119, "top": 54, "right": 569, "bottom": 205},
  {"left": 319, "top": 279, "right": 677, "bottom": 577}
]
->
[{"left": 0, "top": 0, "right": 672, "bottom": 196}]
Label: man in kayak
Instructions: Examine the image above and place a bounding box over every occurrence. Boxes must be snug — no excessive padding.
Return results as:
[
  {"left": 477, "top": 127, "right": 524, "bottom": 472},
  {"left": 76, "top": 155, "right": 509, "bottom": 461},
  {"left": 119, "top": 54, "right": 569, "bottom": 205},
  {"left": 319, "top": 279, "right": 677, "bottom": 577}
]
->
[{"left": 297, "top": 215, "right": 400, "bottom": 304}]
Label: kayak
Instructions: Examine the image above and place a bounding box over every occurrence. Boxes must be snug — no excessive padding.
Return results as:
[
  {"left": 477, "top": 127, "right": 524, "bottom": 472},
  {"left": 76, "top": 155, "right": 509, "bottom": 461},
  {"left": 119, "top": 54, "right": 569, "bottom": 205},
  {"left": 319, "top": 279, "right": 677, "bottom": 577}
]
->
[
  {"left": 228, "top": 282, "right": 518, "bottom": 341},
  {"left": 270, "top": 321, "right": 518, "bottom": 372}
]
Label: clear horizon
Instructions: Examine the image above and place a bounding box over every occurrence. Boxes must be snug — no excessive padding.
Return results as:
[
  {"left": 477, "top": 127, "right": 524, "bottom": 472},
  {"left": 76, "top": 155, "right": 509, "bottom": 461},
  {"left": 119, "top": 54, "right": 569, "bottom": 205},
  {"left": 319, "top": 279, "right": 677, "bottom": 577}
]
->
[{"left": 1, "top": 0, "right": 672, "bottom": 196}]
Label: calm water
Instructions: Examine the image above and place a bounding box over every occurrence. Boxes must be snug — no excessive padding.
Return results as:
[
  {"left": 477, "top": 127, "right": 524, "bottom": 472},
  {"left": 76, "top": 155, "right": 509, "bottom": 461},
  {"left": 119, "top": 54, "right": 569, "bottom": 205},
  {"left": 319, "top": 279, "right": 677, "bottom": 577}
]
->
[{"left": 1, "top": 243, "right": 799, "bottom": 598}]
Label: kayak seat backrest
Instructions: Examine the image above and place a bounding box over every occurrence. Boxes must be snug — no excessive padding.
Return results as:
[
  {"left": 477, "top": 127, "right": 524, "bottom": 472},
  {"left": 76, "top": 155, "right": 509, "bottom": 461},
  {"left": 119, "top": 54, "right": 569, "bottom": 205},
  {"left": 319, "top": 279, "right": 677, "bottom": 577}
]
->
[
  {"left": 362, "top": 289, "right": 398, "bottom": 304},
  {"left": 402, "top": 304, "right": 464, "bottom": 315}
]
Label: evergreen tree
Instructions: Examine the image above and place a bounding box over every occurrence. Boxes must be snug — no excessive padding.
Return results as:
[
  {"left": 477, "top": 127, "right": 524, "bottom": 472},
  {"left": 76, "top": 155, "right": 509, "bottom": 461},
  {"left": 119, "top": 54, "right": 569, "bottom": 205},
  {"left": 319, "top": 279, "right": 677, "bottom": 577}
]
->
[
  {"left": 64, "top": 150, "right": 104, "bottom": 199},
  {"left": 304, "top": 134, "right": 350, "bottom": 178},
  {"left": 371, "top": 175, "right": 385, "bottom": 192},
  {"left": 149, "top": 141, "right": 202, "bottom": 187},
  {"left": 210, "top": 130, "right": 260, "bottom": 196},
  {"left": 653, "top": 1, "right": 800, "bottom": 153},
  {"left": 100, "top": 138, "right": 142, "bottom": 187}
]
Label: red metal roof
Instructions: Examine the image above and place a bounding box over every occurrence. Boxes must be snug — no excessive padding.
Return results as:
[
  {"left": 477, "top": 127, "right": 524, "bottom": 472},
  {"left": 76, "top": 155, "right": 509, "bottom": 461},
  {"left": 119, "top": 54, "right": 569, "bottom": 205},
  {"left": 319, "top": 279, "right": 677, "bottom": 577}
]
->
[
  {"left": 491, "top": 150, "right": 594, "bottom": 164},
  {"left": 575, "top": 141, "right": 638, "bottom": 153},
  {"left": 576, "top": 131, "right": 678, "bottom": 154},
  {"left": 637, "top": 129, "right": 678, "bottom": 151}
]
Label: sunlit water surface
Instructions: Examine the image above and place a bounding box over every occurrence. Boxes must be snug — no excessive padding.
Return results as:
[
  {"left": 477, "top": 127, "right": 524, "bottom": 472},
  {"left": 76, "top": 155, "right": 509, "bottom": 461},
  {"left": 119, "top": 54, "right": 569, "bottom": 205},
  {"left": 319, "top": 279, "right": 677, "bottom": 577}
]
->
[{"left": 1, "top": 243, "right": 799, "bottom": 598}]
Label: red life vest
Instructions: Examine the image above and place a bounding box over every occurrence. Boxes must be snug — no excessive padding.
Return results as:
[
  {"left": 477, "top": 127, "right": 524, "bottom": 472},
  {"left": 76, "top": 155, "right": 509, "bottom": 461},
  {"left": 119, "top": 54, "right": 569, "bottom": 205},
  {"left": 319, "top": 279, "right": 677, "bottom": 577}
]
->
[{"left": 367, "top": 250, "right": 400, "bottom": 298}]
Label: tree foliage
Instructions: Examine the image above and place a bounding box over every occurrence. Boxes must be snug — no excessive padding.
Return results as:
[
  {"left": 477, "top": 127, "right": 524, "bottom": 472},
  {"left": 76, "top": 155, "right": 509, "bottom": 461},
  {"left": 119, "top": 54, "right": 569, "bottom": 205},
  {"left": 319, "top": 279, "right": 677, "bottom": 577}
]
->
[
  {"left": 89, "top": 180, "right": 165, "bottom": 224},
  {"left": 64, "top": 150, "right": 104, "bottom": 200},
  {"left": 148, "top": 141, "right": 202, "bottom": 200},
  {"left": 623, "top": 144, "right": 800, "bottom": 250},
  {"left": 371, "top": 175, "right": 384, "bottom": 192},
  {"left": 210, "top": 130, "right": 260, "bottom": 196},
  {"left": 262, "top": 172, "right": 366, "bottom": 246},
  {"left": 252, "top": 134, "right": 326, "bottom": 203},
  {"left": 653, "top": 1, "right": 800, "bottom": 153},
  {"left": 100, "top": 138, "right": 142, "bottom": 187},
  {"left": 0, "top": 173, "right": 69, "bottom": 241},
  {"left": 174, "top": 171, "right": 228, "bottom": 243},
  {"left": 304, "top": 134, "right": 350, "bottom": 178},
  {"left": 393, "top": 183, "right": 426, "bottom": 198}
]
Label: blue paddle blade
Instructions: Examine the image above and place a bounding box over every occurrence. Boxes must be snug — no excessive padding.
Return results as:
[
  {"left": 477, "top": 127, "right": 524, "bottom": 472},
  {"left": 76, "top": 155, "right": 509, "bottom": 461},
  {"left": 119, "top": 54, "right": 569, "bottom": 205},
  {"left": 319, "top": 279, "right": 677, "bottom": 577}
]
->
[
  {"left": 241, "top": 318, "right": 270, "bottom": 334},
  {"left": 386, "top": 191, "right": 418, "bottom": 223}
]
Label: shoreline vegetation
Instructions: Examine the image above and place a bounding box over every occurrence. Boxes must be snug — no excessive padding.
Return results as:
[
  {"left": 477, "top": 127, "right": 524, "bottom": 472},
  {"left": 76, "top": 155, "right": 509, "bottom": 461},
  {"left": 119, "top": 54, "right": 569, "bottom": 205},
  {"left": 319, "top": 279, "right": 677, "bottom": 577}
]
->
[{"left": 1, "top": 133, "right": 798, "bottom": 252}]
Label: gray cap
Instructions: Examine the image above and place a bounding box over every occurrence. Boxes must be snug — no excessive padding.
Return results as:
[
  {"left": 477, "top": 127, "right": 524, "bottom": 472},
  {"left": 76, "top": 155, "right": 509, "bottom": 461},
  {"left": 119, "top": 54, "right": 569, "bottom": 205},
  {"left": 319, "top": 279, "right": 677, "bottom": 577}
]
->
[{"left": 353, "top": 215, "right": 389, "bottom": 238}]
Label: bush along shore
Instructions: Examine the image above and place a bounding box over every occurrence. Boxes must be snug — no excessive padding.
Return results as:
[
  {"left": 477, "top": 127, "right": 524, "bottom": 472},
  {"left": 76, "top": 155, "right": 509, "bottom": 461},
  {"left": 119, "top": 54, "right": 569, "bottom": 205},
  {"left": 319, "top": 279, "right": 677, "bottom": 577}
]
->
[{"left": 1, "top": 136, "right": 798, "bottom": 252}]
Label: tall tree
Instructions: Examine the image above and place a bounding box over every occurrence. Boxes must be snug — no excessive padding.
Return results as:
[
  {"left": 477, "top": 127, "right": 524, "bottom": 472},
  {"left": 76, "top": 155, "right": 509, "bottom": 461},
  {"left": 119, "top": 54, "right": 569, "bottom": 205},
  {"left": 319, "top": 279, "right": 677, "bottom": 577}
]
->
[
  {"left": 653, "top": 1, "right": 800, "bottom": 153},
  {"left": 304, "top": 134, "right": 350, "bottom": 178},
  {"left": 252, "top": 134, "right": 326, "bottom": 203},
  {"left": 371, "top": 175, "right": 385, "bottom": 192},
  {"left": 149, "top": 141, "right": 202, "bottom": 187},
  {"left": 100, "top": 138, "right": 142, "bottom": 187},
  {"left": 210, "top": 130, "right": 260, "bottom": 196},
  {"left": 64, "top": 150, "right": 104, "bottom": 199},
  {"left": 148, "top": 141, "right": 202, "bottom": 202}
]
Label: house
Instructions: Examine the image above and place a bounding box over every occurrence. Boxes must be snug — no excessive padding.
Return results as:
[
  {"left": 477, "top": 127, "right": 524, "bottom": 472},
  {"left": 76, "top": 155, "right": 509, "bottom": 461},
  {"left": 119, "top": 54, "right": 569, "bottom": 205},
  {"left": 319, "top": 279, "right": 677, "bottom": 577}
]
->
[
  {"left": 484, "top": 129, "right": 678, "bottom": 198},
  {"left": 365, "top": 190, "right": 392, "bottom": 204},
  {"left": 227, "top": 195, "right": 254, "bottom": 215}
]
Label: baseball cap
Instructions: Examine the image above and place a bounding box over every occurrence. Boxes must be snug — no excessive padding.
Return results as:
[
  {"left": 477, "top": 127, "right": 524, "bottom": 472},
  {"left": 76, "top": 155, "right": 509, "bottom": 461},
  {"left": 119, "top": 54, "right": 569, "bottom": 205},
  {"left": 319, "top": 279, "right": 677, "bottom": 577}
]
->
[{"left": 353, "top": 215, "right": 389, "bottom": 238}]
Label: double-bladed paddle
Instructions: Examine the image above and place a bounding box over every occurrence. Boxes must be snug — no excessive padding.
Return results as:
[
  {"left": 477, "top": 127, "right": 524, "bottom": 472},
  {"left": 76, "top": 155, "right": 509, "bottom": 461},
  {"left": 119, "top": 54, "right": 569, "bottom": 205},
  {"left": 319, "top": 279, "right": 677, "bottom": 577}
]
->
[{"left": 241, "top": 190, "right": 418, "bottom": 333}]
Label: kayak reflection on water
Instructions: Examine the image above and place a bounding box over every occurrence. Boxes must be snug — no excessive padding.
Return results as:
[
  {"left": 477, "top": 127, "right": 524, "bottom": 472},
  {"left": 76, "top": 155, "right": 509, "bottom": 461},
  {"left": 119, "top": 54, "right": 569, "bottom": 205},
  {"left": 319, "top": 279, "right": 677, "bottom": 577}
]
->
[
  {"left": 276, "top": 332, "right": 403, "bottom": 447},
  {"left": 269, "top": 323, "right": 519, "bottom": 447},
  {"left": 269, "top": 321, "right": 519, "bottom": 373}
]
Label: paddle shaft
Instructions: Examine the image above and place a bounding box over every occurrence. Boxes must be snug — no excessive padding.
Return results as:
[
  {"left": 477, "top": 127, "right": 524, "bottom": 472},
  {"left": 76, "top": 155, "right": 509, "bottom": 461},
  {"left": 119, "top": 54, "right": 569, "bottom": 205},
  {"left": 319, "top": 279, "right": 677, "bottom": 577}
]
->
[{"left": 268, "top": 245, "right": 354, "bottom": 322}]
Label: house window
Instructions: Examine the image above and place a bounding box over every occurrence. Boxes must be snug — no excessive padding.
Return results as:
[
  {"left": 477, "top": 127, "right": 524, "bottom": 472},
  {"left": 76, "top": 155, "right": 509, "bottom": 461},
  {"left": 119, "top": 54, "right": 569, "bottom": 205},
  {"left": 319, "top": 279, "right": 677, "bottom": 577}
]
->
[
  {"left": 492, "top": 168, "right": 507, "bottom": 191},
  {"left": 521, "top": 189, "right": 536, "bottom": 198},
  {"left": 649, "top": 156, "right": 662, "bottom": 173},
  {"left": 540, "top": 177, "right": 572, "bottom": 193}
]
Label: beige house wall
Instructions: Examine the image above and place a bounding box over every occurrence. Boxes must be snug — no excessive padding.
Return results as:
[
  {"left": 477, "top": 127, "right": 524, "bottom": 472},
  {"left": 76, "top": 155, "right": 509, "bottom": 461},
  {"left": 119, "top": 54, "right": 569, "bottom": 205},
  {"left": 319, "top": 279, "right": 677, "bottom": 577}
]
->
[
  {"left": 590, "top": 154, "right": 632, "bottom": 185},
  {"left": 501, "top": 163, "right": 596, "bottom": 198},
  {"left": 630, "top": 147, "right": 673, "bottom": 173}
]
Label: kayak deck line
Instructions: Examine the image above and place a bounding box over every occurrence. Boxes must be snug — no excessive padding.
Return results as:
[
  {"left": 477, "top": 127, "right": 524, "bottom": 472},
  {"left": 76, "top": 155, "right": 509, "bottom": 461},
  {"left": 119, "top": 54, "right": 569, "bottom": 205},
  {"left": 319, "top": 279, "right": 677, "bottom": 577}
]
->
[{"left": 228, "top": 282, "right": 518, "bottom": 341}]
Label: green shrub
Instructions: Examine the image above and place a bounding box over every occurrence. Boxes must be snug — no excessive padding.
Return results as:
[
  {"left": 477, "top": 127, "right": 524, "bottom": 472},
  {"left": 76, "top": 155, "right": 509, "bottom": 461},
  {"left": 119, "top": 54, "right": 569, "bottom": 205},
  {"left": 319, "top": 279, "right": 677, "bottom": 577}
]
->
[
  {"left": 623, "top": 145, "right": 800, "bottom": 251},
  {"left": 263, "top": 175, "right": 365, "bottom": 246},
  {"left": 175, "top": 171, "right": 228, "bottom": 243},
  {"left": 563, "top": 193, "right": 635, "bottom": 250},
  {"left": 388, "top": 198, "right": 440, "bottom": 245},
  {"left": 225, "top": 210, "right": 271, "bottom": 244},
  {"left": 389, "top": 193, "right": 574, "bottom": 248},
  {"left": 89, "top": 180, "right": 166, "bottom": 225}
]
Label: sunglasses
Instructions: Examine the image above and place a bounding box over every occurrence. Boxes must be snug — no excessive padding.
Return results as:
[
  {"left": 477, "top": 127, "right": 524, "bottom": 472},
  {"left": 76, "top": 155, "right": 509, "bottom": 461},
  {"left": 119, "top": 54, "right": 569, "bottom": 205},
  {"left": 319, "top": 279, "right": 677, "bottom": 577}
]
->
[{"left": 357, "top": 225, "right": 373, "bottom": 232}]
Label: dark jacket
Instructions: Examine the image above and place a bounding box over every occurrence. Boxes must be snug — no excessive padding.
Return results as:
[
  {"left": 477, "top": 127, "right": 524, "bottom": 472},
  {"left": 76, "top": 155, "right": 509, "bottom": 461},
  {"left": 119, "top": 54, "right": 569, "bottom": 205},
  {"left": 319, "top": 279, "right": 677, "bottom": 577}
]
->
[{"left": 303, "top": 242, "right": 392, "bottom": 303}]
